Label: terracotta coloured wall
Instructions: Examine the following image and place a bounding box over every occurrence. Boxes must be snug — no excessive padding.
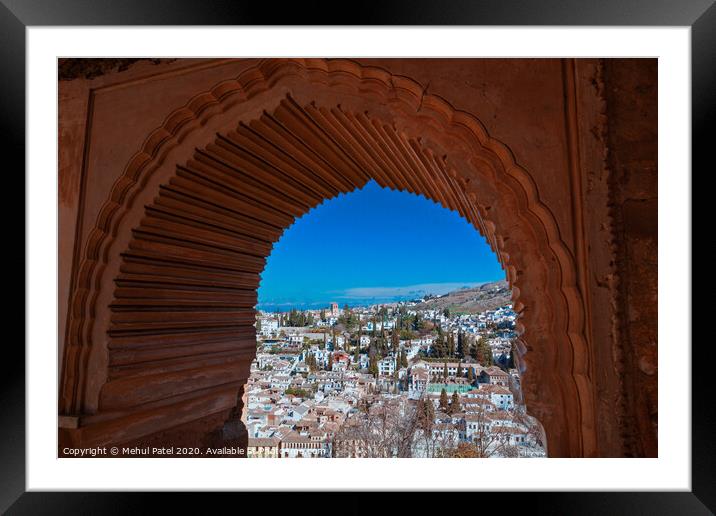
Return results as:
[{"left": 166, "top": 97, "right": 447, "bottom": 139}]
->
[
  {"left": 57, "top": 58, "right": 657, "bottom": 457},
  {"left": 603, "top": 59, "right": 658, "bottom": 457}
]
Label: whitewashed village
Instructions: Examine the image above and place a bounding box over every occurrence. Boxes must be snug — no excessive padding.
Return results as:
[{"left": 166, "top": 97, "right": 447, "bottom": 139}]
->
[{"left": 243, "top": 283, "right": 546, "bottom": 458}]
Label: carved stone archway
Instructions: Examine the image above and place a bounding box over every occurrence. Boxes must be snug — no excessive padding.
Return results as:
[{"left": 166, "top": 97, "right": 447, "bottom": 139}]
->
[{"left": 59, "top": 58, "right": 602, "bottom": 457}]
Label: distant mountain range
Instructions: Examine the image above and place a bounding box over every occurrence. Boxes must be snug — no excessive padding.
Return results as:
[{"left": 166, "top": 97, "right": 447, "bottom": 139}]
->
[
  {"left": 412, "top": 280, "right": 512, "bottom": 314},
  {"left": 257, "top": 280, "right": 511, "bottom": 313}
]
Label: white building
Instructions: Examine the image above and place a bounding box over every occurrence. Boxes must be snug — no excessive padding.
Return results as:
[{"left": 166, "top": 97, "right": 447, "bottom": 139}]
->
[
  {"left": 409, "top": 368, "right": 429, "bottom": 397},
  {"left": 259, "top": 319, "right": 279, "bottom": 337},
  {"left": 378, "top": 356, "right": 396, "bottom": 376},
  {"left": 413, "top": 360, "right": 468, "bottom": 378},
  {"left": 288, "top": 333, "right": 304, "bottom": 346},
  {"left": 358, "top": 354, "right": 369, "bottom": 370},
  {"left": 280, "top": 431, "right": 332, "bottom": 458},
  {"left": 480, "top": 384, "right": 514, "bottom": 410}
]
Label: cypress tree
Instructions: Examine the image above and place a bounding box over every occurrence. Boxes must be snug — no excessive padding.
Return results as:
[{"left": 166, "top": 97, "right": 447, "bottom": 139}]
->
[
  {"left": 420, "top": 398, "right": 435, "bottom": 428},
  {"left": 447, "top": 332, "right": 455, "bottom": 357},
  {"left": 450, "top": 391, "right": 461, "bottom": 414},
  {"left": 400, "top": 349, "right": 408, "bottom": 368},
  {"left": 457, "top": 330, "right": 466, "bottom": 359},
  {"left": 471, "top": 337, "right": 480, "bottom": 361},
  {"left": 413, "top": 312, "right": 422, "bottom": 332},
  {"left": 439, "top": 388, "right": 449, "bottom": 412},
  {"left": 434, "top": 332, "right": 446, "bottom": 358},
  {"left": 391, "top": 326, "right": 399, "bottom": 352},
  {"left": 507, "top": 341, "right": 516, "bottom": 369},
  {"left": 477, "top": 338, "right": 493, "bottom": 366},
  {"left": 369, "top": 354, "right": 379, "bottom": 378}
]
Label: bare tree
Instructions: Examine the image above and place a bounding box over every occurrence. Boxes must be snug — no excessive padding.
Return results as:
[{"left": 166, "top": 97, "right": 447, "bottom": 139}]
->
[
  {"left": 333, "top": 391, "right": 546, "bottom": 459},
  {"left": 442, "top": 403, "right": 513, "bottom": 458},
  {"left": 333, "top": 396, "right": 421, "bottom": 457}
]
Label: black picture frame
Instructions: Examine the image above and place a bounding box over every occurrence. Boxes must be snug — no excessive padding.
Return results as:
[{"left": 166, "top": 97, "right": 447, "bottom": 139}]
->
[{"left": 4, "top": 0, "right": 711, "bottom": 512}]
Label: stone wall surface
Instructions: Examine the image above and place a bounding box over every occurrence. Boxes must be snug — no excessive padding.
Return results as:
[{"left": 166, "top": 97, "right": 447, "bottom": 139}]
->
[
  {"left": 603, "top": 59, "right": 658, "bottom": 457},
  {"left": 57, "top": 58, "right": 657, "bottom": 457}
]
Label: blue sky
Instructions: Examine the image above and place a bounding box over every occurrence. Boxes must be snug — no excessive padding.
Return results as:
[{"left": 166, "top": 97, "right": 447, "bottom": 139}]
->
[{"left": 257, "top": 181, "right": 504, "bottom": 311}]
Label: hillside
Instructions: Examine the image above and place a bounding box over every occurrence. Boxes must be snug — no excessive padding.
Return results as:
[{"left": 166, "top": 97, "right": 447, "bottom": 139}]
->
[{"left": 413, "top": 280, "right": 512, "bottom": 314}]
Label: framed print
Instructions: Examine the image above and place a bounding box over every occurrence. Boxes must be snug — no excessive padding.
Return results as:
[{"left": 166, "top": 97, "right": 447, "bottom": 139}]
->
[{"left": 7, "top": 0, "right": 713, "bottom": 512}]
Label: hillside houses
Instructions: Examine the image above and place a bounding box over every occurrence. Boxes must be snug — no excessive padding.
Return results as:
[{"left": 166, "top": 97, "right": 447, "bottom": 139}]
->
[{"left": 246, "top": 302, "right": 544, "bottom": 458}]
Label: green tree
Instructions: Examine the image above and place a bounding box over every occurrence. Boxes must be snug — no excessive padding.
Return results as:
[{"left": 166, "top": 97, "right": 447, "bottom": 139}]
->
[
  {"left": 467, "top": 366, "right": 474, "bottom": 384},
  {"left": 439, "top": 388, "right": 449, "bottom": 412},
  {"left": 477, "top": 337, "right": 493, "bottom": 366},
  {"left": 368, "top": 354, "right": 379, "bottom": 378},
  {"left": 400, "top": 329, "right": 416, "bottom": 340},
  {"left": 327, "top": 352, "right": 333, "bottom": 371},
  {"left": 285, "top": 387, "right": 311, "bottom": 398},
  {"left": 419, "top": 398, "right": 435, "bottom": 430},
  {"left": 400, "top": 349, "right": 408, "bottom": 368},
  {"left": 507, "top": 341, "right": 516, "bottom": 369},
  {"left": 470, "top": 337, "right": 480, "bottom": 361},
  {"left": 288, "top": 308, "right": 310, "bottom": 327},
  {"left": 380, "top": 336, "right": 388, "bottom": 356},
  {"left": 339, "top": 304, "right": 359, "bottom": 331},
  {"left": 447, "top": 332, "right": 455, "bottom": 357},
  {"left": 413, "top": 312, "right": 422, "bottom": 332},
  {"left": 433, "top": 332, "right": 446, "bottom": 358},
  {"left": 443, "top": 361, "right": 449, "bottom": 380},
  {"left": 450, "top": 391, "right": 461, "bottom": 414},
  {"left": 457, "top": 330, "right": 466, "bottom": 359},
  {"left": 443, "top": 307, "right": 451, "bottom": 319}
]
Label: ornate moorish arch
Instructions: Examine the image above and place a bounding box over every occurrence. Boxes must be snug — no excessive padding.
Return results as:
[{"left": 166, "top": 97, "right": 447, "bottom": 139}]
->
[{"left": 59, "top": 58, "right": 597, "bottom": 457}]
